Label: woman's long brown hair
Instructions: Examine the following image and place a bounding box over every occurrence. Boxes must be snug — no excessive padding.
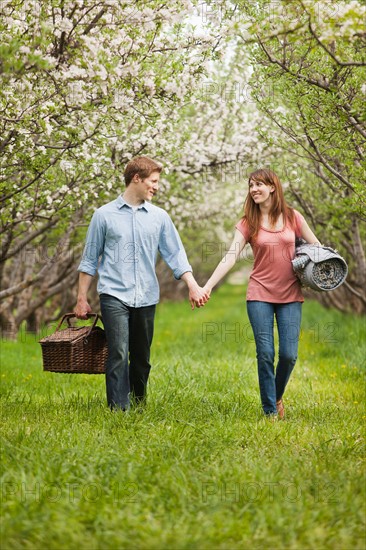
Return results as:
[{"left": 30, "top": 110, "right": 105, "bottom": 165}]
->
[{"left": 243, "top": 168, "right": 295, "bottom": 240}]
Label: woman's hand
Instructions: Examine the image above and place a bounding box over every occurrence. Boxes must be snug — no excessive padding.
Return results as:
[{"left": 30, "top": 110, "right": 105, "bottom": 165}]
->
[{"left": 202, "top": 284, "right": 212, "bottom": 300}]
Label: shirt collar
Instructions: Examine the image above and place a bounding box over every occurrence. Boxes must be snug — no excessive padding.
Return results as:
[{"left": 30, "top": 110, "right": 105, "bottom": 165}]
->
[{"left": 116, "top": 195, "right": 151, "bottom": 212}]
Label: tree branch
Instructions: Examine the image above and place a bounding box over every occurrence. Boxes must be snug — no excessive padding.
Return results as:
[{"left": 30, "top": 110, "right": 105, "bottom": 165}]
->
[
  {"left": 301, "top": 0, "right": 366, "bottom": 67},
  {"left": 0, "top": 218, "right": 60, "bottom": 263},
  {"left": 0, "top": 263, "right": 50, "bottom": 300},
  {"left": 83, "top": 8, "right": 107, "bottom": 35}
]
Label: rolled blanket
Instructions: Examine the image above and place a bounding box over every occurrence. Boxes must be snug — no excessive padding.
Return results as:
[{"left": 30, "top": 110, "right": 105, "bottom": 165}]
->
[{"left": 292, "top": 243, "right": 348, "bottom": 292}]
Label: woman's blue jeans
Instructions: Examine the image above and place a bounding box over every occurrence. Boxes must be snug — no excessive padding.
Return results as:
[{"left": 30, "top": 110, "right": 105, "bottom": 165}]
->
[
  {"left": 247, "top": 301, "right": 302, "bottom": 415},
  {"left": 100, "top": 294, "right": 156, "bottom": 410}
]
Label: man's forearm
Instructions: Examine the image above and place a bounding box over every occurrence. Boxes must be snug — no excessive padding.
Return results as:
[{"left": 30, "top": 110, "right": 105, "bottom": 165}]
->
[
  {"left": 180, "top": 271, "right": 197, "bottom": 289},
  {"left": 74, "top": 272, "right": 94, "bottom": 318},
  {"left": 77, "top": 272, "right": 94, "bottom": 300}
]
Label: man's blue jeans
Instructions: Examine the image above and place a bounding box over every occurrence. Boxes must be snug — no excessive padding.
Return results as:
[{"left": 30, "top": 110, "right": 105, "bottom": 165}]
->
[
  {"left": 246, "top": 301, "right": 302, "bottom": 415},
  {"left": 100, "top": 294, "right": 156, "bottom": 410}
]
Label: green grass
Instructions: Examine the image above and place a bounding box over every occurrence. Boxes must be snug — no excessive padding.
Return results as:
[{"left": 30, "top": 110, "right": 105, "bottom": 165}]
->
[{"left": 1, "top": 284, "right": 365, "bottom": 550}]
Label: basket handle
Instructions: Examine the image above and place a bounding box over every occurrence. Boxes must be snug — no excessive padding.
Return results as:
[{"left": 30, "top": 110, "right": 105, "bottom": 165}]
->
[{"left": 55, "top": 313, "right": 102, "bottom": 334}]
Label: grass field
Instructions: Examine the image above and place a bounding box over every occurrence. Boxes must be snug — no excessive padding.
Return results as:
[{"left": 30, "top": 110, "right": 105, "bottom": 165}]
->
[{"left": 1, "top": 284, "right": 365, "bottom": 550}]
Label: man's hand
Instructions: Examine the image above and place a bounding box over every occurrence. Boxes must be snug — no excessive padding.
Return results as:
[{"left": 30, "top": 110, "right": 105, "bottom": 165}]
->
[{"left": 74, "top": 298, "right": 92, "bottom": 319}]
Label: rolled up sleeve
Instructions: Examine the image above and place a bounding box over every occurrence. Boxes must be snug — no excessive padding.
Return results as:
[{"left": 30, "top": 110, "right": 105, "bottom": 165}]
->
[
  {"left": 77, "top": 210, "right": 106, "bottom": 276},
  {"left": 158, "top": 213, "right": 192, "bottom": 280}
]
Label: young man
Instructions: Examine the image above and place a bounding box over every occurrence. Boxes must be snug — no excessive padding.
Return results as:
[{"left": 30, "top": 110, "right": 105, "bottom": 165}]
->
[{"left": 74, "top": 156, "right": 208, "bottom": 410}]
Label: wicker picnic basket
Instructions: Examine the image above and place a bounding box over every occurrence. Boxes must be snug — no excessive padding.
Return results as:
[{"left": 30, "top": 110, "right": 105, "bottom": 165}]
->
[{"left": 39, "top": 313, "right": 107, "bottom": 374}]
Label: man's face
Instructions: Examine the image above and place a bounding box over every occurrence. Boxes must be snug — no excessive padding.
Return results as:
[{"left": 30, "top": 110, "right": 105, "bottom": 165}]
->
[{"left": 135, "top": 171, "right": 160, "bottom": 201}]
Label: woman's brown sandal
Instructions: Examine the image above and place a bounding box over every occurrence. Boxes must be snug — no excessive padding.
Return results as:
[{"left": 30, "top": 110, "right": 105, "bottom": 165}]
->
[{"left": 276, "top": 399, "right": 285, "bottom": 420}]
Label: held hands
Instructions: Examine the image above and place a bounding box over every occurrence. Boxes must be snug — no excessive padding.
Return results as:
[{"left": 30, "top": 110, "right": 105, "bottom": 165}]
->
[
  {"left": 189, "top": 284, "right": 212, "bottom": 310},
  {"left": 181, "top": 272, "right": 210, "bottom": 310}
]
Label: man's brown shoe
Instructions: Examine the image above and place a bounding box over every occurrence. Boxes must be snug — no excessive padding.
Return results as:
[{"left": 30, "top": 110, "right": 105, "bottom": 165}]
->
[{"left": 276, "top": 399, "right": 285, "bottom": 420}]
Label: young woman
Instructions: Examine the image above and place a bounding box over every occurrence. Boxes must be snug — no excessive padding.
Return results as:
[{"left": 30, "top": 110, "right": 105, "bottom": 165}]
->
[{"left": 203, "top": 169, "right": 320, "bottom": 419}]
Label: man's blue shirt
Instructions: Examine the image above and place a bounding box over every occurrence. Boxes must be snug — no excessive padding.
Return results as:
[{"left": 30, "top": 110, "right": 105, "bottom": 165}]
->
[{"left": 78, "top": 196, "right": 192, "bottom": 307}]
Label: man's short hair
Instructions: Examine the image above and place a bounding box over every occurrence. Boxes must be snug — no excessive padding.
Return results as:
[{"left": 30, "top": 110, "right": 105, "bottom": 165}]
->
[{"left": 124, "top": 156, "right": 162, "bottom": 186}]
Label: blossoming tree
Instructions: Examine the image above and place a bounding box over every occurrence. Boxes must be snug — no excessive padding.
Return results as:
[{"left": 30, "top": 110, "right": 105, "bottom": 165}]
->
[{"left": 0, "top": 0, "right": 266, "bottom": 336}]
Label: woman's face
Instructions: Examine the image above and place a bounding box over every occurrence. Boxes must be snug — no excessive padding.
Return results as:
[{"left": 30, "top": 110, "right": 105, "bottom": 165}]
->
[{"left": 249, "top": 179, "right": 274, "bottom": 206}]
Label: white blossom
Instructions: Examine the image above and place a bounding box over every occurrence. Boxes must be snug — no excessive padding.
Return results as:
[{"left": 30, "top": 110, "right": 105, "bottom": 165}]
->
[{"left": 58, "top": 17, "right": 73, "bottom": 33}]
